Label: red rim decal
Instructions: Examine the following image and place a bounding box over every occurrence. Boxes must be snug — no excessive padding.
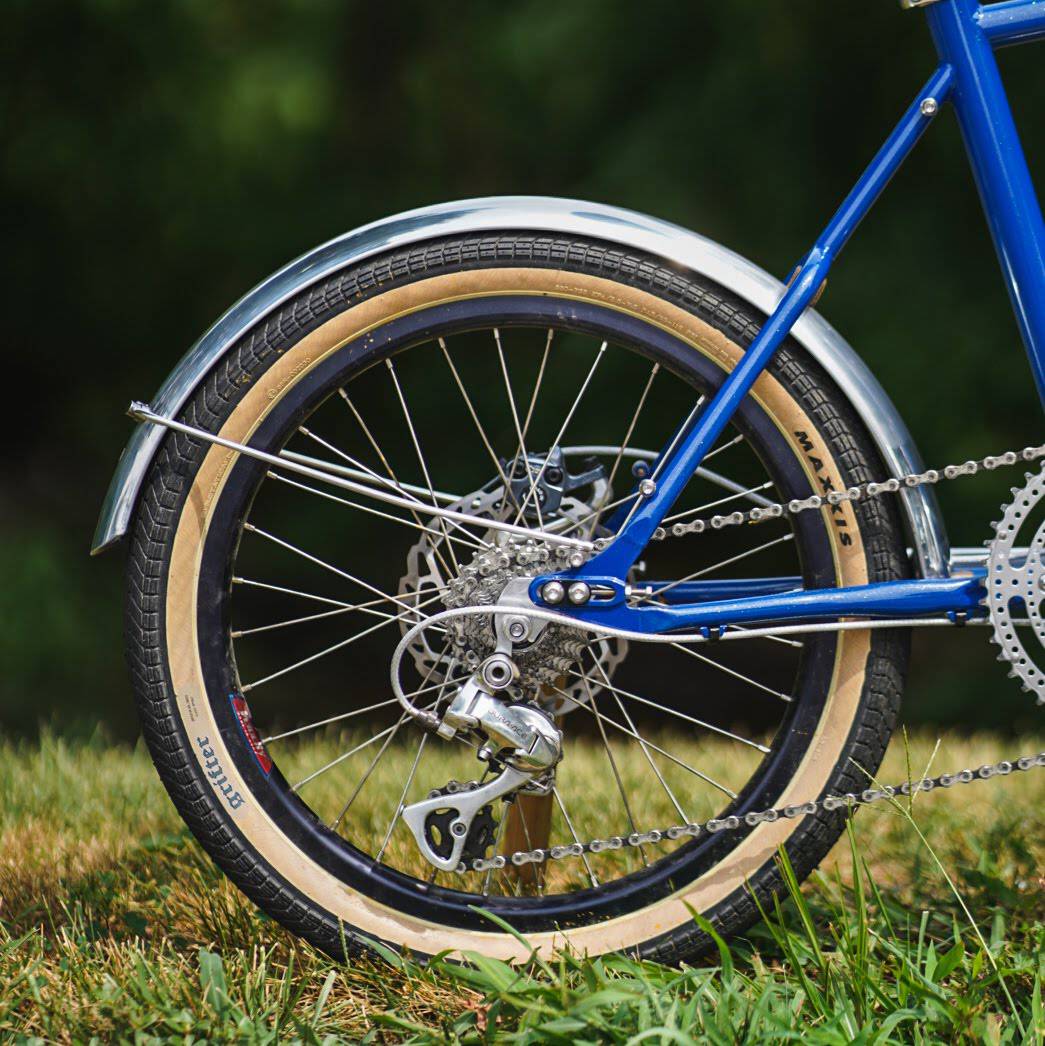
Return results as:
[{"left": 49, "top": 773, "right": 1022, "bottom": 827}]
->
[{"left": 229, "top": 693, "right": 273, "bottom": 775}]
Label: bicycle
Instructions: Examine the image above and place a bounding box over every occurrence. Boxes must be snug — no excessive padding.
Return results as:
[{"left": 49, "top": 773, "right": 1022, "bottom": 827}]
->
[{"left": 94, "top": 0, "right": 1045, "bottom": 963}]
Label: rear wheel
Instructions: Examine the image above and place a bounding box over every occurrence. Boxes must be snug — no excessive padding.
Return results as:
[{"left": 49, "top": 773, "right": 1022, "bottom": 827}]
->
[{"left": 125, "top": 235, "right": 909, "bottom": 962}]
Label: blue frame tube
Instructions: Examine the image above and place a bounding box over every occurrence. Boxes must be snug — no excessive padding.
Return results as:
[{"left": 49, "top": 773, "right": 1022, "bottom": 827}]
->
[
  {"left": 572, "top": 64, "right": 954, "bottom": 583},
  {"left": 648, "top": 577, "right": 803, "bottom": 604},
  {"left": 531, "top": 0, "right": 1045, "bottom": 637},
  {"left": 977, "top": 0, "right": 1045, "bottom": 46},
  {"left": 928, "top": 0, "right": 1045, "bottom": 400},
  {"left": 556, "top": 574, "right": 986, "bottom": 635}
]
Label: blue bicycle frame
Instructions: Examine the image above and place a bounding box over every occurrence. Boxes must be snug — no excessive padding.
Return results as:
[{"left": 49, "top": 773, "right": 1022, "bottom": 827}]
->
[{"left": 534, "top": 0, "right": 1045, "bottom": 637}]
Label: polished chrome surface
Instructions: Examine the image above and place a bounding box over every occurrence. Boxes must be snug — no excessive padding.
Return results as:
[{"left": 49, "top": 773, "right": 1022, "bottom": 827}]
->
[
  {"left": 125, "top": 402, "right": 592, "bottom": 550},
  {"left": 93, "top": 195, "right": 947, "bottom": 575},
  {"left": 987, "top": 471, "right": 1045, "bottom": 704}
]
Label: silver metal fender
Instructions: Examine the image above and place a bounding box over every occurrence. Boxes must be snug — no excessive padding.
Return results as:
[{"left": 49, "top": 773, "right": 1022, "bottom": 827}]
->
[{"left": 92, "top": 195, "right": 948, "bottom": 576}]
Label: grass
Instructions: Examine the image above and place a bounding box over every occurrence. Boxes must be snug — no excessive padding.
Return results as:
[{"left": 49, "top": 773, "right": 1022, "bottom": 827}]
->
[{"left": 0, "top": 730, "right": 1041, "bottom": 1043}]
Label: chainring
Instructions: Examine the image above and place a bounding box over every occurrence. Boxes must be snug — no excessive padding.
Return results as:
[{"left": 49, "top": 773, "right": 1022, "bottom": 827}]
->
[{"left": 987, "top": 464, "right": 1045, "bottom": 704}]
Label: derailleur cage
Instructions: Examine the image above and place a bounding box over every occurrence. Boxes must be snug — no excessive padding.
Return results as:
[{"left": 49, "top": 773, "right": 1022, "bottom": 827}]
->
[
  {"left": 414, "top": 781, "right": 500, "bottom": 868},
  {"left": 402, "top": 661, "right": 563, "bottom": 872}
]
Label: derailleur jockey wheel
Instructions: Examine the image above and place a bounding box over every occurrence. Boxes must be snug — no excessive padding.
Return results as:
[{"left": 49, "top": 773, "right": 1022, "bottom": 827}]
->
[{"left": 419, "top": 781, "right": 499, "bottom": 866}]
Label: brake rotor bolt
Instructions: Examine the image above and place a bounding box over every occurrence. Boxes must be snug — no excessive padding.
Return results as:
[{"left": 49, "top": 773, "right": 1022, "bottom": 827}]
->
[
  {"left": 567, "top": 582, "right": 591, "bottom": 605},
  {"left": 638, "top": 478, "right": 656, "bottom": 497},
  {"left": 568, "top": 550, "right": 586, "bottom": 569},
  {"left": 541, "top": 580, "right": 566, "bottom": 605}
]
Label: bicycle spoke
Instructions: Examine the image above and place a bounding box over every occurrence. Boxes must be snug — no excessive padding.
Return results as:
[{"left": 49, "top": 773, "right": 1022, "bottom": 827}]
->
[
  {"left": 574, "top": 660, "right": 770, "bottom": 753},
  {"left": 300, "top": 420, "right": 461, "bottom": 505},
  {"left": 507, "top": 799, "right": 545, "bottom": 896},
  {"left": 551, "top": 786, "right": 599, "bottom": 887},
  {"left": 519, "top": 329, "right": 554, "bottom": 451},
  {"left": 243, "top": 523, "right": 436, "bottom": 618},
  {"left": 331, "top": 714, "right": 414, "bottom": 830},
  {"left": 651, "top": 398, "right": 706, "bottom": 483},
  {"left": 495, "top": 328, "right": 545, "bottom": 530},
  {"left": 374, "top": 732, "right": 430, "bottom": 857},
  {"left": 266, "top": 469, "right": 486, "bottom": 551},
  {"left": 233, "top": 577, "right": 394, "bottom": 611},
  {"left": 702, "top": 433, "right": 745, "bottom": 461},
  {"left": 262, "top": 697, "right": 402, "bottom": 744},
  {"left": 290, "top": 702, "right": 437, "bottom": 792},
  {"left": 334, "top": 393, "right": 468, "bottom": 573},
  {"left": 241, "top": 608, "right": 418, "bottom": 692},
  {"left": 593, "top": 363, "right": 660, "bottom": 540},
  {"left": 232, "top": 588, "right": 446, "bottom": 640},
  {"left": 511, "top": 341, "right": 607, "bottom": 525},
  {"left": 640, "top": 532, "right": 795, "bottom": 602},
  {"left": 386, "top": 358, "right": 465, "bottom": 570},
  {"left": 668, "top": 642, "right": 793, "bottom": 703},
  {"left": 552, "top": 686, "right": 737, "bottom": 799},
  {"left": 439, "top": 337, "right": 518, "bottom": 509},
  {"left": 584, "top": 660, "right": 688, "bottom": 823},
  {"left": 372, "top": 655, "right": 460, "bottom": 850},
  {"left": 482, "top": 807, "right": 511, "bottom": 896},
  {"left": 338, "top": 391, "right": 413, "bottom": 492},
  {"left": 579, "top": 674, "right": 648, "bottom": 866},
  {"left": 663, "top": 480, "right": 775, "bottom": 525},
  {"left": 615, "top": 395, "right": 706, "bottom": 533},
  {"left": 557, "top": 490, "right": 641, "bottom": 536}
]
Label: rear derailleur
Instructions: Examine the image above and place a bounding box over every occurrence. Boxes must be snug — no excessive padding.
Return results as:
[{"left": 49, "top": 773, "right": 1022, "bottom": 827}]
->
[{"left": 401, "top": 652, "right": 562, "bottom": 872}]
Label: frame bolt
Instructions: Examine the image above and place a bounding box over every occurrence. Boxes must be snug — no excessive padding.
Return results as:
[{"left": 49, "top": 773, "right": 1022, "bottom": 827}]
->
[
  {"left": 541, "top": 580, "right": 566, "bottom": 605},
  {"left": 638, "top": 478, "right": 657, "bottom": 497},
  {"left": 920, "top": 97, "right": 938, "bottom": 117},
  {"left": 505, "top": 616, "right": 529, "bottom": 641},
  {"left": 567, "top": 581, "right": 592, "bottom": 605}
]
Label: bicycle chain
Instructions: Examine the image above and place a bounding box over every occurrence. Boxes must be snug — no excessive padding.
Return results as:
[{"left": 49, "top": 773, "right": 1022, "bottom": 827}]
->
[
  {"left": 468, "top": 752, "right": 1045, "bottom": 874},
  {"left": 461, "top": 439, "right": 1045, "bottom": 874},
  {"left": 640, "top": 443, "right": 1045, "bottom": 542}
]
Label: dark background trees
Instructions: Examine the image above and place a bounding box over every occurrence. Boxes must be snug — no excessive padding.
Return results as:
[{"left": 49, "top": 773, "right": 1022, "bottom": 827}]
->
[{"left": 2, "top": 0, "right": 1041, "bottom": 737}]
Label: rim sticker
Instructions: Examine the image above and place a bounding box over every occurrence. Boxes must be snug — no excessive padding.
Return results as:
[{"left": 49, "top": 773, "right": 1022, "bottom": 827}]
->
[{"left": 229, "top": 693, "right": 273, "bottom": 775}]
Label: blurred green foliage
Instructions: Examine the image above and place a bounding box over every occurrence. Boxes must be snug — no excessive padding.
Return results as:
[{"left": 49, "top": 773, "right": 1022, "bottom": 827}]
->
[{"left": 1, "top": 0, "right": 1042, "bottom": 737}]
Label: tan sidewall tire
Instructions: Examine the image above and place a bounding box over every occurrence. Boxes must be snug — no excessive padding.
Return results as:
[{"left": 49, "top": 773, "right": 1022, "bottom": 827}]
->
[{"left": 164, "top": 267, "right": 871, "bottom": 960}]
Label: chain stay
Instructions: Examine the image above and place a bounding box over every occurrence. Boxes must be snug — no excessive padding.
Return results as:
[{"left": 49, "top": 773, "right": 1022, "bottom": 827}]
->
[{"left": 468, "top": 752, "right": 1045, "bottom": 873}]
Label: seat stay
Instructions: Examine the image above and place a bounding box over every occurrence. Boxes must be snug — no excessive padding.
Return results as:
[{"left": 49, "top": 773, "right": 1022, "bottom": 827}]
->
[{"left": 574, "top": 66, "right": 954, "bottom": 584}]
